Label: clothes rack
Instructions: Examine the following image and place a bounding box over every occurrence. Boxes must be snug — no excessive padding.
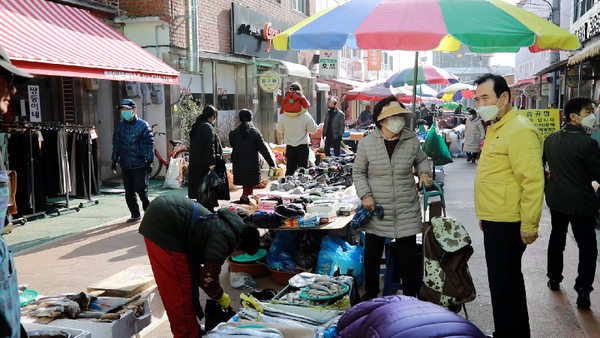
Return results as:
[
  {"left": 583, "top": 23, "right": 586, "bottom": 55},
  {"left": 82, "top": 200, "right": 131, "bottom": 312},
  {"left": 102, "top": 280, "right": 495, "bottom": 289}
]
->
[{"left": 0, "top": 121, "right": 99, "bottom": 224}]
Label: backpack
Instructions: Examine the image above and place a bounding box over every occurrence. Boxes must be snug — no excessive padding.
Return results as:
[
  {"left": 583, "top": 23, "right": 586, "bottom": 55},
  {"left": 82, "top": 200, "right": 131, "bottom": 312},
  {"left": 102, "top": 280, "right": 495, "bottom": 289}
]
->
[
  {"left": 420, "top": 216, "right": 476, "bottom": 307},
  {"left": 281, "top": 90, "right": 309, "bottom": 115}
]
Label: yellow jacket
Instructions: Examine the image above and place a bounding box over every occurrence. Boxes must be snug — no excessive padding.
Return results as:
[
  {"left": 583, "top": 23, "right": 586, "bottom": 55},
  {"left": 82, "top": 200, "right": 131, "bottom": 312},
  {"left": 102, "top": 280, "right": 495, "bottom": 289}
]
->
[{"left": 474, "top": 109, "right": 544, "bottom": 233}]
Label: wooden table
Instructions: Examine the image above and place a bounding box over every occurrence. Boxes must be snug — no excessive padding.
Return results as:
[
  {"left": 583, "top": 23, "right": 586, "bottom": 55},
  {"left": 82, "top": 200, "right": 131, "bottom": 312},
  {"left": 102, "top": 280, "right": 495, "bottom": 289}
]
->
[{"left": 259, "top": 213, "right": 355, "bottom": 241}]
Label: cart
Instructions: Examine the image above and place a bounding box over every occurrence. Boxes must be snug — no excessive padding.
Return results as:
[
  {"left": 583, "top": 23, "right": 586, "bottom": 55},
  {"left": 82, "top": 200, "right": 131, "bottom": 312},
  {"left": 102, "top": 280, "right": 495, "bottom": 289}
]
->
[{"left": 420, "top": 182, "right": 476, "bottom": 319}]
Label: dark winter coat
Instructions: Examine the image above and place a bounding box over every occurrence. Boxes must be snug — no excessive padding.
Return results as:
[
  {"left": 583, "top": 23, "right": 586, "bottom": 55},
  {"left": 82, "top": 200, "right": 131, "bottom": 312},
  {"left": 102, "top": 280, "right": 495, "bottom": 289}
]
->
[
  {"left": 229, "top": 123, "right": 276, "bottom": 187},
  {"left": 323, "top": 108, "right": 345, "bottom": 140},
  {"left": 337, "top": 295, "right": 485, "bottom": 338},
  {"left": 139, "top": 195, "right": 244, "bottom": 265},
  {"left": 111, "top": 116, "right": 154, "bottom": 169},
  {"left": 188, "top": 120, "right": 227, "bottom": 200},
  {"left": 544, "top": 123, "right": 600, "bottom": 216}
]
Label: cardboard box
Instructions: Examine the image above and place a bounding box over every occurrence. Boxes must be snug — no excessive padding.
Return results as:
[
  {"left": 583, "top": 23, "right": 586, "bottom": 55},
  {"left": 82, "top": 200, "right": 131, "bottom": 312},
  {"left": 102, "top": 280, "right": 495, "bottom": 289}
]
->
[{"left": 23, "top": 323, "right": 91, "bottom": 338}]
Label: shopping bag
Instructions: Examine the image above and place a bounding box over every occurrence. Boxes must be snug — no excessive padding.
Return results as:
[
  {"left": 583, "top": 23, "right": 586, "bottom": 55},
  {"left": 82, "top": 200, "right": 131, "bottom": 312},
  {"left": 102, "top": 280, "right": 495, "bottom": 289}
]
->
[
  {"left": 422, "top": 123, "right": 453, "bottom": 166},
  {"left": 197, "top": 170, "right": 223, "bottom": 208},
  {"left": 204, "top": 299, "right": 236, "bottom": 332},
  {"left": 163, "top": 157, "right": 183, "bottom": 189}
]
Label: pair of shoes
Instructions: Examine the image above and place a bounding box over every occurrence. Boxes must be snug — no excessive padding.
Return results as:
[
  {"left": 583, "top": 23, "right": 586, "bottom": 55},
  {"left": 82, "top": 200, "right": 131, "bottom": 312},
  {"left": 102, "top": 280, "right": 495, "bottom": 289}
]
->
[
  {"left": 548, "top": 279, "right": 560, "bottom": 291},
  {"left": 360, "top": 293, "right": 378, "bottom": 302},
  {"left": 126, "top": 216, "right": 141, "bottom": 223},
  {"left": 576, "top": 288, "right": 591, "bottom": 308}
]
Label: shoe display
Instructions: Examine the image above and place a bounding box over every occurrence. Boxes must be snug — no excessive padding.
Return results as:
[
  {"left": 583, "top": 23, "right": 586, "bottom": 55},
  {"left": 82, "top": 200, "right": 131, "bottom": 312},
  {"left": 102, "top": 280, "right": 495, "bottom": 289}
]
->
[
  {"left": 548, "top": 279, "right": 560, "bottom": 291},
  {"left": 576, "top": 288, "right": 591, "bottom": 308}
]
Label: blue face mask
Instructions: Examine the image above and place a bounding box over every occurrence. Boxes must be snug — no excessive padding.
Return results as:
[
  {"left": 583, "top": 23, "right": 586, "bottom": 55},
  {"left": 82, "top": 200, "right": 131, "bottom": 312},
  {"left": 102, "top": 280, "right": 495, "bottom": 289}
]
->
[{"left": 121, "top": 109, "right": 133, "bottom": 120}]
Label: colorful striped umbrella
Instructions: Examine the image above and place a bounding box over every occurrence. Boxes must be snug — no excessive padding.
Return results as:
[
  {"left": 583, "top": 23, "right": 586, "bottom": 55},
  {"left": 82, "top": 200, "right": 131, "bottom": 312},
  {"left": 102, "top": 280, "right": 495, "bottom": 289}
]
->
[
  {"left": 385, "top": 64, "right": 458, "bottom": 87},
  {"left": 404, "top": 84, "right": 439, "bottom": 97},
  {"left": 273, "top": 0, "right": 580, "bottom": 53},
  {"left": 345, "top": 80, "right": 411, "bottom": 101},
  {"left": 437, "top": 83, "right": 476, "bottom": 101}
]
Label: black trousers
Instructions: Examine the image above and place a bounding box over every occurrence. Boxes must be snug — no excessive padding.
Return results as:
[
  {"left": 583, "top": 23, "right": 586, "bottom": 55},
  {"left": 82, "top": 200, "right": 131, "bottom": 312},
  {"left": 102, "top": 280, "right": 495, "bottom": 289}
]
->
[
  {"left": 363, "top": 233, "right": 417, "bottom": 297},
  {"left": 324, "top": 137, "right": 341, "bottom": 157},
  {"left": 285, "top": 145, "right": 309, "bottom": 176},
  {"left": 122, "top": 168, "right": 150, "bottom": 218},
  {"left": 482, "top": 220, "right": 530, "bottom": 338},
  {"left": 547, "top": 209, "right": 597, "bottom": 291}
]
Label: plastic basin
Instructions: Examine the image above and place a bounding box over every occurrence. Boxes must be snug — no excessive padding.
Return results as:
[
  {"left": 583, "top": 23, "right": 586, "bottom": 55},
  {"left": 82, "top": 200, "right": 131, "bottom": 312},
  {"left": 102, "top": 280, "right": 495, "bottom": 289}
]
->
[
  {"left": 268, "top": 267, "right": 301, "bottom": 286},
  {"left": 227, "top": 257, "right": 270, "bottom": 278}
]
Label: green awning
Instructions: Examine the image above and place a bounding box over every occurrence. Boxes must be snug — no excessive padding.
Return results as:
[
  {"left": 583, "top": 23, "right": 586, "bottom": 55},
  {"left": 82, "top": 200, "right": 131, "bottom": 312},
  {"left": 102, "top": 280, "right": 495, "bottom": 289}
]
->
[{"left": 279, "top": 60, "right": 313, "bottom": 78}]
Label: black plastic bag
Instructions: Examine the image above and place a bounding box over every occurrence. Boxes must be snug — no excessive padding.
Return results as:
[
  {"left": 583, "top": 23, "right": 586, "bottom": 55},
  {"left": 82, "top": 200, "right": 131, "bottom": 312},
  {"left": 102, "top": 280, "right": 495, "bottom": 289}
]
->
[
  {"left": 197, "top": 170, "right": 224, "bottom": 209},
  {"left": 295, "top": 232, "right": 321, "bottom": 270},
  {"left": 204, "top": 299, "right": 236, "bottom": 332}
]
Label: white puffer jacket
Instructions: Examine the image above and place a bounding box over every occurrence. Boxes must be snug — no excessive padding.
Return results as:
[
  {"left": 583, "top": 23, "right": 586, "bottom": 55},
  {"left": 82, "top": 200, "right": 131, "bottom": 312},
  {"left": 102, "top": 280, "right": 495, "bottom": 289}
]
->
[{"left": 353, "top": 128, "right": 431, "bottom": 239}]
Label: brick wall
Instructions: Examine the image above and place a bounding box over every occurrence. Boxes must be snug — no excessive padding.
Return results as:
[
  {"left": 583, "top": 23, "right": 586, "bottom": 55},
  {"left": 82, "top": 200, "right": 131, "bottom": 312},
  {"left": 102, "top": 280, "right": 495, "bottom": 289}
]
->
[
  {"left": 119, "top": 0, "right": 168, "bottom": 17},
  {"left": 199, "top": 0, "right": 317, "bottom": 67}
]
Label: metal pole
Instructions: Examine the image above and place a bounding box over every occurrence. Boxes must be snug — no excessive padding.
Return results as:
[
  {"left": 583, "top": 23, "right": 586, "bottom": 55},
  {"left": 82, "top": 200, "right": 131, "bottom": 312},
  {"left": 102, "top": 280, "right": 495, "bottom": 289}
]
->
[
  {"left": 548, "top": 0, "right": 560, "bottom": 108},
  {"left": 30, "top": 128, "right": 35, "bottom": 214},
  {"left": 412, "top": 52, "right": 419, "bottom": 131}
]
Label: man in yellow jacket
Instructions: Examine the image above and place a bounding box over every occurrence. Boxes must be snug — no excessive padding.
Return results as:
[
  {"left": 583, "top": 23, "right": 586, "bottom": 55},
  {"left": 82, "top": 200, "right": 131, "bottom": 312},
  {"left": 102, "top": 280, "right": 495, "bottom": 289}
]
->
[{"left": 473, "top": 74, "right": 544, "bottom": 338}]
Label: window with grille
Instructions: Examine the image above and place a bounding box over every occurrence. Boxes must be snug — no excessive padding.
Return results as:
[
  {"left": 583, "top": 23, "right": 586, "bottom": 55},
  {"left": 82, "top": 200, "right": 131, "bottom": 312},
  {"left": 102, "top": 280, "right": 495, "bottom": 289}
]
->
[
  {"left": 292, "top": 0, "right": 306, "bottom": 14},
  {"left": 62, "top": 77, "right": 75, "bottom": 123}
]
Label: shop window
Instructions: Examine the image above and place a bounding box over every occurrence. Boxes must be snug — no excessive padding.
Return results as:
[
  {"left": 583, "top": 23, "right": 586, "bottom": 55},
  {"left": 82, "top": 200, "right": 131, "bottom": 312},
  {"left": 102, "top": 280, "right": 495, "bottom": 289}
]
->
[{"left": 292, "top": 0, "right": 306, "bottom": 14}]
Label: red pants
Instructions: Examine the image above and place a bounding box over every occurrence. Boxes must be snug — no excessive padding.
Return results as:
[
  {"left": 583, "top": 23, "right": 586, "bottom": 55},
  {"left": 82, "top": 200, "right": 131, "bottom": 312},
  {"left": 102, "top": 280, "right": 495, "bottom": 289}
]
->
[
  {"left": 144, "top": 238, "right": 201, "bottom": 338},
  {"left": 242, "top": 186, "right": 254, "bottom": 196}
]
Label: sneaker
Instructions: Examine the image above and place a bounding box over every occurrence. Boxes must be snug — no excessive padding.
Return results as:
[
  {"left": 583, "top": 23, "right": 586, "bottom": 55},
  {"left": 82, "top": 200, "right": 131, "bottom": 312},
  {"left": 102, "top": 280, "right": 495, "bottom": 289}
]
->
[
  {"left": 548, "top": 279, "right": 560, "bottom": 291},
  {"left": 127, "top": 217, "right": 141, "bottom": 223},
  {"left": 576, "top": 288, "right": 591, "bottom": 308},
  {"left": 1, "top": 223, "right": 13, "bottom": 235}
]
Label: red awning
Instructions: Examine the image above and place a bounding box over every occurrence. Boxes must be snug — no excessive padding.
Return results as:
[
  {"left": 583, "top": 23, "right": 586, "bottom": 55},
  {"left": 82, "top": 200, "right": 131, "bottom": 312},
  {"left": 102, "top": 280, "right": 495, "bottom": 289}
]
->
[{"left": 0, "top": 0, "right": 179, "bottom": 84}]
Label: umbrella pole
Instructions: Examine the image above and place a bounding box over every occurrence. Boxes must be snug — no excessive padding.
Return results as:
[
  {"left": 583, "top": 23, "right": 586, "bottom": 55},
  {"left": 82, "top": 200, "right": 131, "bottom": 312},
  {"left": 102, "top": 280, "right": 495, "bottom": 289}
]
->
[{"left": 412, "top": 51, "right": 419, "bottom": 130}]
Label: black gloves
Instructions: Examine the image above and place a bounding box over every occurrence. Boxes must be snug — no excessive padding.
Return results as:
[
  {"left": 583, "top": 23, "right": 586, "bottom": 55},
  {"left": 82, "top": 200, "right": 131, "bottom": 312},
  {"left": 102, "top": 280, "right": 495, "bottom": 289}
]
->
[
  {"left": 111, "top": 161, "right": 117, "bottom": 173},
  {"left": 146, "top": 160, "right": 153, "bottom": 174}
]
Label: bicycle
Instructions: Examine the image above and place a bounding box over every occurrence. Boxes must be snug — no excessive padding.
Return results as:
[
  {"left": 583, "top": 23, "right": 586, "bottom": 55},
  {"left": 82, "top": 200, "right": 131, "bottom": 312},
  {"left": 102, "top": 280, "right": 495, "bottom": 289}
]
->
[{"left": 150, "top": 124, "right": 190, "bottom": 184}]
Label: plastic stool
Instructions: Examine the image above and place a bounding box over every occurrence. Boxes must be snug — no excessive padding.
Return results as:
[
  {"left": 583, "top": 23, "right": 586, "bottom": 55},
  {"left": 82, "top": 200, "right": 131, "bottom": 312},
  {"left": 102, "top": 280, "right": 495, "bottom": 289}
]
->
[
  {"left": 359, "top": 232, "right": 392, "bottom": 275},
  {"left": 382, "top": 243, "right": 423, "bottom": 296}
]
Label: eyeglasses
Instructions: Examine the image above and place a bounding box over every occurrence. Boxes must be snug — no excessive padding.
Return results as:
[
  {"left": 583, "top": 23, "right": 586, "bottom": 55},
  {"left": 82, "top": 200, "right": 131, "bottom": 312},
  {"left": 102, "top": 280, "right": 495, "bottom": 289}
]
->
[{"left": 0, "top": 72, "right": 14, "bottom": 90}]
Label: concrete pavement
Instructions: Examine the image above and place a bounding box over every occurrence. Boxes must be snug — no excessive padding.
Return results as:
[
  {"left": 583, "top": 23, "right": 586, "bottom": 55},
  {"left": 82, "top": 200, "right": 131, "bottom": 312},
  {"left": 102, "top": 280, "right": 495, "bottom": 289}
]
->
[{"left": 6, "top": 161, "right": 600, "bottom": 337}]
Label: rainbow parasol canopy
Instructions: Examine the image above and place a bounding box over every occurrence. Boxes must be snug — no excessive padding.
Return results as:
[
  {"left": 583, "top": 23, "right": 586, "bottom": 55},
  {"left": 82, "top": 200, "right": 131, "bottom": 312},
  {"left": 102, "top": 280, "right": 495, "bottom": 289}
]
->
[{"left": 273, "top": 0, "right": 580, "bottom": 52}]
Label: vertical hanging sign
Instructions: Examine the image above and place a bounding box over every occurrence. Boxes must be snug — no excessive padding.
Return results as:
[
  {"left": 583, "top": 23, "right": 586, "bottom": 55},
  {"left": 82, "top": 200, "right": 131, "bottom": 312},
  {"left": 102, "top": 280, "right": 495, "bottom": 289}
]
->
[
  {"left": 368, "top": 51, "right": 381, "bottom": 71},
  {"left": 28, "top": 85, "right": 41, "bottom": 122}
]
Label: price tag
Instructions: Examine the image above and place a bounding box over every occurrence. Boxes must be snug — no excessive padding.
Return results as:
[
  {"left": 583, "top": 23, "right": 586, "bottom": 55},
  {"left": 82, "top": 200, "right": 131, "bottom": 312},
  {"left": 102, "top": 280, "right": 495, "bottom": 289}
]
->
[{"left": 90, "top": 129, "right": 98, "bottom": 140}]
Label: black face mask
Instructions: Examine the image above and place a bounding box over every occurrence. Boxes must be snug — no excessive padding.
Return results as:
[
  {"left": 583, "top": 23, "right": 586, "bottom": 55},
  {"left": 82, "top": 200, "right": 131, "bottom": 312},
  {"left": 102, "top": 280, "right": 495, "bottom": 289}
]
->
[{"left": 329, "top": 107, "right": 336, "bottom": 112}]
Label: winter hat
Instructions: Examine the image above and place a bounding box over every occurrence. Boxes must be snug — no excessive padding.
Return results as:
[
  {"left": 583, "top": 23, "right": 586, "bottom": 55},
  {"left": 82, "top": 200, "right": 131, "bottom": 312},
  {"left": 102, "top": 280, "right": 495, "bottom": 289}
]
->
[{"left": 275, "top": 204, "right": 305, "bottom": 219}]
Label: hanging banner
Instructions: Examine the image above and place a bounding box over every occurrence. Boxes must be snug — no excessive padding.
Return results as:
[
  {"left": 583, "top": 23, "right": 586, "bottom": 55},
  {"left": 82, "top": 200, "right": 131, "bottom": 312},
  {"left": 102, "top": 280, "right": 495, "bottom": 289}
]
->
[
  {"left": 368, "top": 51, "right": 381, "bottom": 71},
  {"left": 28, "top": 85, "right": 41, "bottom": 122},
  {"left": 258, "top": 70, "right": 280, "bottom": 93},
  {"left": 319, "top": 50, "right": 338, "bottom": 80},
  {"left": 519, "top": 109, "right": 560, "bottom": 139}
]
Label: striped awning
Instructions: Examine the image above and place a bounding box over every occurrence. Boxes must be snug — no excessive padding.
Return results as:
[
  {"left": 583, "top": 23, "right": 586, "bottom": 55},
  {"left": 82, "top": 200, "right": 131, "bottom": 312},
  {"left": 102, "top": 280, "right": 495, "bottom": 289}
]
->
[
  {"left": 0, "top": 0, "right": 179, "bottom": 84},
  {"left": 568, "top": 40, "right": 600, "bottom": 66}
]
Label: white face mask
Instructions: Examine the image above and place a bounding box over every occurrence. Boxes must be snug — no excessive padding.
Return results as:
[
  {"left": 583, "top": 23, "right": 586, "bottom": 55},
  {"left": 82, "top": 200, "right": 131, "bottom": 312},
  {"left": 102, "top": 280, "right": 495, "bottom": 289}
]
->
[
  {"left": 384, "top": 116, "right": 405, "bottom": 134},
  {"left": 577, "top": 113, "right": 596, "bottom": 129},
  {"left": 478, "top": 94, "right": 506, "bottom": 122}
]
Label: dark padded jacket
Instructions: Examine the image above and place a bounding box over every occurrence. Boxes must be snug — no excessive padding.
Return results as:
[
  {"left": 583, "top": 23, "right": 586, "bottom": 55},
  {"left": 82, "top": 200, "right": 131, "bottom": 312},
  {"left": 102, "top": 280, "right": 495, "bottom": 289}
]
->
[
  {"left": 139, "top": 195, "right": 244, "bottom": 265},
  {"left": 111, "top": 116, "right": 154, "bottom": 169},
  {"left": 544, "top": 123, "right": 600, "bottom": 216},
  {"left": 323, "top": 108, "right": 346, "bottom": 140},
  {"left": 229, "top": 123, "right": 276, "bottom": 187},
  {"left": 337, "top": 295, "right": 485, "bottom": 338},
  {"left": 188, "top": 120, "right": 223, "bottom": 200}
]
